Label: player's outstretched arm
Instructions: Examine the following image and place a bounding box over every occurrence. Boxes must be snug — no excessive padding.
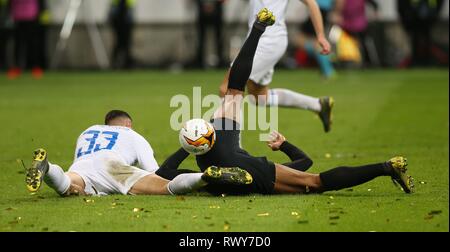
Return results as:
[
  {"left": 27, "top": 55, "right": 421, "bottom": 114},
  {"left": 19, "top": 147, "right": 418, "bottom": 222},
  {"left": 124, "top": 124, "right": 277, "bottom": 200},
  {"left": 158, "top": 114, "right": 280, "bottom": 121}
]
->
[
  {"left": 155, "top": 148, "right": 192, "bottom": 180},
  {"left": 267, "top": 131, "right": 313, "bottom": 172},
  {"left": 301, "top": 0, "right": 331, "bottom": 54}
]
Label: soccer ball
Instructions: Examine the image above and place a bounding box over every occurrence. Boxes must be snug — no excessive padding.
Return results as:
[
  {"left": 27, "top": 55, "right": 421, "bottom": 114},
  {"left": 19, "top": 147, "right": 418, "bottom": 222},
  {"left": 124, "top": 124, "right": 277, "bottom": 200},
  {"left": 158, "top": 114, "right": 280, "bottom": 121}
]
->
[{"left": 179, "top": 119, "right": 215, "bottom": 155}]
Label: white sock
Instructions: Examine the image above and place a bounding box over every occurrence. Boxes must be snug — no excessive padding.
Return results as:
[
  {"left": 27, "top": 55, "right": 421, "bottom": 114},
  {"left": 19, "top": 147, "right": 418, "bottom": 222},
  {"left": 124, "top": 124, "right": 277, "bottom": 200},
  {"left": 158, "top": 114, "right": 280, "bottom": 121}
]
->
[
  {"left": 267, "top": 89, "right": 321, "bottom": 112},
  {"left": 167, "top": 173, "right": 207, "bottom": 195},
  {"left": 44, "top": 163, "right": 71, "bottom": 195}
]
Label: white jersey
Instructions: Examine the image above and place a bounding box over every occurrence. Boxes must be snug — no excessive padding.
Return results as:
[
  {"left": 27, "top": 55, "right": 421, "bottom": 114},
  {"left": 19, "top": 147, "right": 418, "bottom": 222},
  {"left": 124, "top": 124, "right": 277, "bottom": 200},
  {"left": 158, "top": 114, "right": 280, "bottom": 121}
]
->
[
  {"left": 249, "top": 0, "right": 289, "bottom": 37},
  {"left": 73, "top": 125, "right": 159, "bottom": 173},
  {"left": 243, "top": 0, "right": 291, "bottom": 85}
]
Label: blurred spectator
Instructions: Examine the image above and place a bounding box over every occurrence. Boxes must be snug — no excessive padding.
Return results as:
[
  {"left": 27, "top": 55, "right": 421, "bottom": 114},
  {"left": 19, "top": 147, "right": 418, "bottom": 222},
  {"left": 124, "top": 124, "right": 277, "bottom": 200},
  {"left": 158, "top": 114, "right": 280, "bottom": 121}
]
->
[
  {"left": 296, "top": 0, "right": 336, "bottom": 79},
  {"left": 109, "top": 0, "right": 135, "bottom": 69},
  {"left": 36, "top": 0, "right": 49, "bottom": 70},
  {"left": 0, "top": 0, "right": 12, "bottom": 71},
  {"left": 331, "top": 0, "right": 379, "bottom": 67},
  {"left": 398, "top": 0, "right": 445, "bottom": 67},
  {"left": 7, "top": 0, "right": 45, "bottom": 79},
  {"left": 193, "top": 0, "right": 226, "bottom": 69}
]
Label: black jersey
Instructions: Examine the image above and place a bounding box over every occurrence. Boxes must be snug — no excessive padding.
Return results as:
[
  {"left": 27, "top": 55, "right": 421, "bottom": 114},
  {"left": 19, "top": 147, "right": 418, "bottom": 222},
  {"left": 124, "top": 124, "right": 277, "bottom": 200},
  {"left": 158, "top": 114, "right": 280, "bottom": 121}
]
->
[{"left": 195, "top": 118, "right": 276, "bottom": 195}]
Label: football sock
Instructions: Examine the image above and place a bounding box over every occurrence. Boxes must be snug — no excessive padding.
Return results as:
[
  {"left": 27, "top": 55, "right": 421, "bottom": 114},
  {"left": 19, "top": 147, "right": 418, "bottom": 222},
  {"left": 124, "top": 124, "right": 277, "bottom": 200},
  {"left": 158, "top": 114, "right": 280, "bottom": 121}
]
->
[
  {"left": 156, "top": 169, "right": 197, "bottom": 181},
  {"left": 44, "top": 163, "right": 71, "bottom": 195},
  {"left": 319, "top": 163, "right": 392, "bottom": 192},
  {"left": 228, "top": 23, "right": 266, "bottom": 92},
  {"left": 305, "top": 41, "right": 335, "bottom": 78},
  {"left": 167, "top": 173, "right": 207, "bottom": 195},
  {"left": 267, "top": 88, "right": 321, "bottom": 112}
]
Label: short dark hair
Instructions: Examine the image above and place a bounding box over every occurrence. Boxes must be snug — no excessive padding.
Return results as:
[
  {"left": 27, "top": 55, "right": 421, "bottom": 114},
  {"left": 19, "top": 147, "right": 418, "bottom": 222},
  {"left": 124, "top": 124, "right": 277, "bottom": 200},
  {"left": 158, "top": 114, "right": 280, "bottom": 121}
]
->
[{"left": 104, "top": 110, "right": 132, "bottom": 125}]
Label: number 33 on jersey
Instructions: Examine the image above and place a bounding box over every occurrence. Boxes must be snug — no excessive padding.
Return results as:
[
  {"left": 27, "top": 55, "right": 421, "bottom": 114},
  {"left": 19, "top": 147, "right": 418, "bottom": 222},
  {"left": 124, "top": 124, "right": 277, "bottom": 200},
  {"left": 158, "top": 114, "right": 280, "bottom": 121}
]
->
[{"left": 74, "top": 125, "right": 159, "bottom": 173}]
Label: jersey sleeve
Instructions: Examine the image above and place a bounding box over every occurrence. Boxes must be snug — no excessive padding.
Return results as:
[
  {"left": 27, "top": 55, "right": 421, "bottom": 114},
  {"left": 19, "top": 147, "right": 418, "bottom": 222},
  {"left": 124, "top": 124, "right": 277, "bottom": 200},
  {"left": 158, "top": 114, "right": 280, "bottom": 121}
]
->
[
  {"left": 280, "top": 141, "right": 313, "bottom": 172},
  {"left": 133, "top": 134, "right": 159, "bottom": 172}
]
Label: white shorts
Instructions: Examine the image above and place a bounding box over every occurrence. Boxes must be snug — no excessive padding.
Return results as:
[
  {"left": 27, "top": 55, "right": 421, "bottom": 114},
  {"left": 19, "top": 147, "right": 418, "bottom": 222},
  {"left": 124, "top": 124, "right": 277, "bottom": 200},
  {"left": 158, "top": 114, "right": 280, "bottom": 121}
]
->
[
  {"left": 249, "top": 35, "right": 288, "bottom": 86},
  {"left": 68, "top": 152, "right": 151, "bottom": 195}
]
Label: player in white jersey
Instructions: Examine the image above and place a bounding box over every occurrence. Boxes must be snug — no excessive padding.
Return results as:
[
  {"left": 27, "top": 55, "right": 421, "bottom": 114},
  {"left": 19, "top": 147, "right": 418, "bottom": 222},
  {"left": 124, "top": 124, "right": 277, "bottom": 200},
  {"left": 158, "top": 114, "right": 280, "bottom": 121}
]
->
[
  {"left": 219, "top": 0, "right": 334, "bottom": 132},
  {"left": 24, "top": 110, "right": 252, "bottom": 196}
]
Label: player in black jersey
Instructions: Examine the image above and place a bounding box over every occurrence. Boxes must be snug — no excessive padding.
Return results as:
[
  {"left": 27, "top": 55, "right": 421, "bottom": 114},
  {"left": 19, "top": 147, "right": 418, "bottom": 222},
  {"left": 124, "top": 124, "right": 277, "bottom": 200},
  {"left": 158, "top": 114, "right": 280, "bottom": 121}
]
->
[{"left": 156, "top": 8, "right": 414, "bottom": 195}]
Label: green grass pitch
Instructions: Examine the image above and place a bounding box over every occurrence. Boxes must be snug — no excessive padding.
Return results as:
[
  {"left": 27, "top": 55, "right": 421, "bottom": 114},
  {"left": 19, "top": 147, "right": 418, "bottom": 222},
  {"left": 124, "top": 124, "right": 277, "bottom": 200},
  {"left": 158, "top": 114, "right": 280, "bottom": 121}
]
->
[{"left": 0, "top": 69, "right": 448, "bottom": 232}]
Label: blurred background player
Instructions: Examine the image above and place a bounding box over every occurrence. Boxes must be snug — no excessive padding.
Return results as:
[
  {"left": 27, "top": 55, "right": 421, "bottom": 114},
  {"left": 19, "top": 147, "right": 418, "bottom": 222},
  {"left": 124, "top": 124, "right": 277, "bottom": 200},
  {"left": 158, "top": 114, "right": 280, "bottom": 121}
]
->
[
  {"left": 192, "top": 0, "right": 227, "bottom": 69},
  {"left": 36, "top": 0, "right": 48, "bottom": 71},
  {"left": 219, "top": 0, "right": 334, "bottom": 133},
  {"left": 109, "top": 0, "right": 136, "bottom": 69},
  {"left": 25, "top": 110, "right": 252, "bottom": 196},
  {"left": 0, "top": 0, "right": 12, "bottom": 71},
  {"left": 7, "top": 0, "right": 47, "bottom": 79},
  {"left": 295, "top": 0, "right": 336, "bottom": 79},
  {"left": 330, "top": 0, "right": 379, "bottom": 67},
  {"left": 397, "top": 0, "right": 445, "bottom": 67}
]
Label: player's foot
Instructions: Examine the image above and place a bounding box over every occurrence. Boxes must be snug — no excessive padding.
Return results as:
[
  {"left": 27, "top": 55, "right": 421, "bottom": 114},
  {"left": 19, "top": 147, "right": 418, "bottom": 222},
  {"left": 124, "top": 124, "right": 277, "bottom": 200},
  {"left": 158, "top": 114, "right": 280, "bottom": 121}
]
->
[
  {"left": 255, "top": 8, "right": 275, "bottom": 27},
  {"left": 386, "top": 156, "right": 415, "bottom": 193},
  {"left": 318, "top": 96, "right": 334, "bottom": 133},
  {"left": 31, "top": 67, "right": 44, "bottom": 79},
  {"left": 202, "top": 166, "right": 253, "bottom": 185},
  {"left": 25, "top": 148, "right": 49, "bottom": 192},
  {"left": 7, "top": 67, "right": 21, "bottom": 80},
  {"left": 324, "top": 71, "right": 338, "bottom": 81}
]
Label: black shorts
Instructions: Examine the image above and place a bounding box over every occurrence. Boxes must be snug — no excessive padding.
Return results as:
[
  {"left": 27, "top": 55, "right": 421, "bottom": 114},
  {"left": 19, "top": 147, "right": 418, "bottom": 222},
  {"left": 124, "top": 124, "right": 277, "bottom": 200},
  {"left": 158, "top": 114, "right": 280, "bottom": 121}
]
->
[
  {"left": 300, "top": 9, "right": 329, "bottom": 36},
  {"left": 196, "top": 118, "right": 276, "bottom": 195}
]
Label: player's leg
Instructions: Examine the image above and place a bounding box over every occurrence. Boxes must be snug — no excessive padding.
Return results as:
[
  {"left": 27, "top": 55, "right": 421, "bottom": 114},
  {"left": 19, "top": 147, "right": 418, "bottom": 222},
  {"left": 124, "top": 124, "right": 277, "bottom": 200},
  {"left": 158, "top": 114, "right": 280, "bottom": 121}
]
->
[
  {"left": 297, "top": 33, "right": 335, "bottom": 79},
  {"left": 273, "top": 156, "right": 414, "bottom": 194},
  {"left": 247, "top": 79, "right": 319, "bottom": 111},
  {"left": 25, "top": 148, "right": 72, "bottom": 195},
  {"left": 219, "top": 69, "right": 230, "bottom": 97},
  {"left": 273, "top": 164, "right": 322, "bottom": 193},
  {"left": 243, "top": 35, "right": 322, "bottom": 112},
  {"left": 247, "top": 79, "right": 334, "bottom": 132},
  {"left": 129, "top": 166, "right": 253, "bottom": 195},
  {"left": 220, "top": 57, "right": 334, "bottom": 132},
  {"left": 319, "top": 157, "right": 414, "bottom": 193},
  {"left": 128, "top": 174, "right": 172, "bottom": 195},
  {"left": 25, "top": 148, "right": 87, "bottom": 196},
  {"left": 65, "top": 172, "right": 88, "bottom": 196},
  {"left": 213, "top": 8, "right": 274, "bottom": 123}
]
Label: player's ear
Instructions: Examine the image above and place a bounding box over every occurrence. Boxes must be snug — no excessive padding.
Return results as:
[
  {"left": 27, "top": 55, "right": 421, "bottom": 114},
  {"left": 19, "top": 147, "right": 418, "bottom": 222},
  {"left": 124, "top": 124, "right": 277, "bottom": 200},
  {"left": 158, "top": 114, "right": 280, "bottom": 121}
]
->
[{"left": 126, "top": 120, "right": 132, "bottom": 128}]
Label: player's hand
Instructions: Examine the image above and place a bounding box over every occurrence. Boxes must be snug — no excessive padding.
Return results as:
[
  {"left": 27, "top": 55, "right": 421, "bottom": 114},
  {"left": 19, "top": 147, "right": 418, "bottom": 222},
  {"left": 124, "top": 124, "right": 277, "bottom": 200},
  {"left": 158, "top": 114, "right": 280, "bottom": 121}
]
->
[
  {"left": 317, "top": 36, "right": 331, "bottom": 55},
  {"left": 64, "top": 183, "right": 87, "bottom": 196},
  {"left": 267, "top": 130, "right": 286, "bottom": 151}
]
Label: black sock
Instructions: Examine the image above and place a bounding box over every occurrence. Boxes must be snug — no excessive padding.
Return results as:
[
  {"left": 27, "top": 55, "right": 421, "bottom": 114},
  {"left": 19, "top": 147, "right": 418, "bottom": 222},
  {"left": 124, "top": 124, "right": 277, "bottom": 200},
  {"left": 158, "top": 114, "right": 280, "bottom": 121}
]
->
[
  {"left": 227, "top": 23, "right": 266, "bottom": 91},
  {"left": 156, "top": 168, "right": 197, "bottom": 180},
  {"left": 319, "top": 163, "right": 392, "bottom": 192}
]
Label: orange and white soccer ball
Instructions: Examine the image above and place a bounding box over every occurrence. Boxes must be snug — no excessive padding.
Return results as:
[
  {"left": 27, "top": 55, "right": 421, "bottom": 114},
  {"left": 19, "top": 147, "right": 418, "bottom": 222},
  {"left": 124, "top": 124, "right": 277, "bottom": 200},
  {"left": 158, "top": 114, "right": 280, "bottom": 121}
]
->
[{"left": 179, "top": 119, "right": 215, "bottom": 155}]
